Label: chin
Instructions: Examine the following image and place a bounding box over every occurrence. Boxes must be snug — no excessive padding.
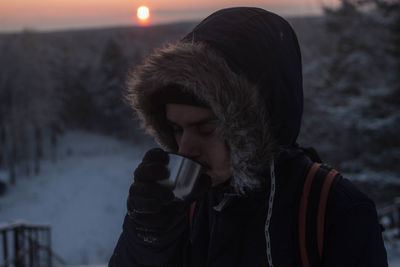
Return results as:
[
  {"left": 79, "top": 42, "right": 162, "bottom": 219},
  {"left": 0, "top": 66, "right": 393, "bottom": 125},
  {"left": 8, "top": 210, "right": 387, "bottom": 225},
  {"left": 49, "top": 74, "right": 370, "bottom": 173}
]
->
[{"left": 209, "top": 173, "right": 231, "bottom": 187}]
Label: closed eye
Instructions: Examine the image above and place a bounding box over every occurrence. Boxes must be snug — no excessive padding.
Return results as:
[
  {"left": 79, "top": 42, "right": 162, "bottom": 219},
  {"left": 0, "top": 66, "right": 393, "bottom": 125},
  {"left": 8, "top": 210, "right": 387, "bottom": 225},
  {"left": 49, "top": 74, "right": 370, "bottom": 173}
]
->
[
  {"left": 197, "top": 121, "right": 217, "bottom": 136},
  {"left": 170, "top": 123, "right": 183, "bottom": 134}
]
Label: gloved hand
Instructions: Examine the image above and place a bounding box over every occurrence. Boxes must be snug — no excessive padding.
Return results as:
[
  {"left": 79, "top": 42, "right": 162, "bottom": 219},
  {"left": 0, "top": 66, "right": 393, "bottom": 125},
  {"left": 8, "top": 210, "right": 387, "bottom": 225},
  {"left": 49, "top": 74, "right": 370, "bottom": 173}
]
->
[{"left": 126, "top": 148, "right": 209, "bottom": 247}]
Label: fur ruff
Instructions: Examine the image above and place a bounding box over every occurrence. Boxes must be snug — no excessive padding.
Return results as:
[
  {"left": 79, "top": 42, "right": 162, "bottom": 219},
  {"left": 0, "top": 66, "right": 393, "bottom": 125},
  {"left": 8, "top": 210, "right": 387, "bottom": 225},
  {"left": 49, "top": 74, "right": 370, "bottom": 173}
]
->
[{"left": 125, "top": 42, "right": 276, "bottom": 194}]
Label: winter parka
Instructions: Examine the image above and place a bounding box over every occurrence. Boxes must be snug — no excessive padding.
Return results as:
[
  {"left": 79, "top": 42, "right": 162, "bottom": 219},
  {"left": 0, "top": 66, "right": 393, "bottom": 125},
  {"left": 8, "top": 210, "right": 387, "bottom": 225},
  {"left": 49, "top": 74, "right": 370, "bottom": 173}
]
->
[{"left": 109, "top": 7, "right": 388, "bottom": 267}]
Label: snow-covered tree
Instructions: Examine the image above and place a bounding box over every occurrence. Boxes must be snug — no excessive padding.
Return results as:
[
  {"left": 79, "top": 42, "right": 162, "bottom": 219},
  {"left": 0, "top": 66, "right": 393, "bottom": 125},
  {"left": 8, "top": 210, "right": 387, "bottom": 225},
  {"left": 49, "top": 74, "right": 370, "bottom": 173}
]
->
[
  {"left": 310, "top": 0, "right": 400, "bottom": 174},
  {"left": 0, "top": 30, "right": 61, "bottom": 182}
]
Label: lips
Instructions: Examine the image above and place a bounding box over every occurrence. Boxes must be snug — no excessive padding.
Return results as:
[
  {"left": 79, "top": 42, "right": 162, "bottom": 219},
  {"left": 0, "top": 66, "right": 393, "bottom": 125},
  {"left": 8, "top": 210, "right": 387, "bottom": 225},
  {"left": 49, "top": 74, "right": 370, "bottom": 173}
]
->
[{"left": 189, "top": 157, "right": 210, "bottom": 170}]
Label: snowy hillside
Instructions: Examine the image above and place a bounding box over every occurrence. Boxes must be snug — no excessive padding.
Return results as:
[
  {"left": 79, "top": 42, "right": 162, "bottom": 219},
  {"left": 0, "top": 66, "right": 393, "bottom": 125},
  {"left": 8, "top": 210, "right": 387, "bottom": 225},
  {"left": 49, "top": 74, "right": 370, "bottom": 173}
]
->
[{"left": 0, "top": 131, "right": 153, "bottom": 265}]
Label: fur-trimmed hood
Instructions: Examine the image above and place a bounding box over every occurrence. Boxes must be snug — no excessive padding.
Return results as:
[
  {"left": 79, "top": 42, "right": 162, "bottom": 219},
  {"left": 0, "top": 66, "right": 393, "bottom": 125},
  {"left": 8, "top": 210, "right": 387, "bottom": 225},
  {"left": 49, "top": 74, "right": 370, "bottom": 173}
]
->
[{"left": 125, "top": 7, "right": 303, "bottom": 193}]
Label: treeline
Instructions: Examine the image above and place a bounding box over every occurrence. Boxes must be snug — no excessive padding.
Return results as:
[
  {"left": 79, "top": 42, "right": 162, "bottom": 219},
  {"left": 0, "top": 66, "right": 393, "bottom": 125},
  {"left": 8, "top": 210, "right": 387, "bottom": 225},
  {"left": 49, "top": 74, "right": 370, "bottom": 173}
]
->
[{"left": 0, "top": 23, "right": 196, "bottom": 184}]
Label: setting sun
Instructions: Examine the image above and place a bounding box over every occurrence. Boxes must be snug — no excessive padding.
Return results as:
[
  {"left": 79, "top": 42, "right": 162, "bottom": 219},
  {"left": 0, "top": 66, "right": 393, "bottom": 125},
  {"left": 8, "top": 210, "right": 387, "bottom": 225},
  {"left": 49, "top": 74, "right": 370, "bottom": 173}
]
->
[{"left": 137, "top": 5, "right": 150, "bottom": 22}]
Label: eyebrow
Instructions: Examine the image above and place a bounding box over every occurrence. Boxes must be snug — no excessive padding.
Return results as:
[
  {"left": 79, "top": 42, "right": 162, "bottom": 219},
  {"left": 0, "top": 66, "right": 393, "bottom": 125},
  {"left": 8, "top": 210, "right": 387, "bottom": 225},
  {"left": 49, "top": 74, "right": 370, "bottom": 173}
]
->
[{"left": 166, "top": 117, "right": 218, "bottom": 128}]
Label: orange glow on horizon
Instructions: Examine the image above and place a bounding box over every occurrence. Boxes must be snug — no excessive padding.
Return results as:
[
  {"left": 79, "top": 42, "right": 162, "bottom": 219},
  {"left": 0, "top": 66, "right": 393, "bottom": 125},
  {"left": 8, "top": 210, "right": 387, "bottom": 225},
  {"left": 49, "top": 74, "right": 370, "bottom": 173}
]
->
[{"left": 0, "top": 0, "right": 329, "bottom": 32}]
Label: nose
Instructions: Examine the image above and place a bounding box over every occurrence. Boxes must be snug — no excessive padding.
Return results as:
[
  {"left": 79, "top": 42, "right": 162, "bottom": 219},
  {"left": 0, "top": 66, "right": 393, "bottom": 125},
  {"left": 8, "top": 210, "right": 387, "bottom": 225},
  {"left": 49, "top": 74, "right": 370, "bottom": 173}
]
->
[{"left": 177, "top": 131, "right": 201, "bottom": 159}]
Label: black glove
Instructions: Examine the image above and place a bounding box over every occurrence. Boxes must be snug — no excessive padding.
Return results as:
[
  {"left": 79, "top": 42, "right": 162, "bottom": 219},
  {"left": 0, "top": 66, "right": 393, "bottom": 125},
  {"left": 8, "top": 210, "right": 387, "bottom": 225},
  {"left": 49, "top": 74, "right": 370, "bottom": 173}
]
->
[{"left": 126, "top": 148, "right": 208, "bottom": 247}]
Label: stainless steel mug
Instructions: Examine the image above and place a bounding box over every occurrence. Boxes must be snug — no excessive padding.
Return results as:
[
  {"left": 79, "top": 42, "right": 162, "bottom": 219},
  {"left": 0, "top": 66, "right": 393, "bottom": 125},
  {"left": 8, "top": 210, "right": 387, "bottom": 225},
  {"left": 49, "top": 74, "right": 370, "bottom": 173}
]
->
[{"left": 157, "top": 153, "right": 204, "bottom": 200}]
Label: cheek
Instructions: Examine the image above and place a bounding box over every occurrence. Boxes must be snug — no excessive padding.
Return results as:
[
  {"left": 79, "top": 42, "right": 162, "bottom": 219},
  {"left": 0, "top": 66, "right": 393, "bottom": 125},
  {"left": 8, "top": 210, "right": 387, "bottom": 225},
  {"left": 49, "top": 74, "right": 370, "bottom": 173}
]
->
[{"left": 207, "top": 140, "right": 231, "bottom": 170}]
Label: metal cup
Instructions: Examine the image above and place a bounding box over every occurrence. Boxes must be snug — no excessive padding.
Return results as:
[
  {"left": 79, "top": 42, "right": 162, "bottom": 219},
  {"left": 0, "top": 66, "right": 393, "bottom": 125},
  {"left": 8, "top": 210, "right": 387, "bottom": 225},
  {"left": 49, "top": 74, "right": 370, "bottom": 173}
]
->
[{"left": 157, "top": 153, "right": 204, "bottom": 200}]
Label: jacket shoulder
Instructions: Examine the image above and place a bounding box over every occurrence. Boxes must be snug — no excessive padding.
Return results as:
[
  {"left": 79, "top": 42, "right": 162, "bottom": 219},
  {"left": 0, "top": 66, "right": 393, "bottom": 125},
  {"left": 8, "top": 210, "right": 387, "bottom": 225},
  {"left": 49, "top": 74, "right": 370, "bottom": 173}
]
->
[
  {"left": 329, "top": 177, "right": 376, "bottom": 212},
  {"left": 324, "top": 176, "right": 388, "bottom": 267}
]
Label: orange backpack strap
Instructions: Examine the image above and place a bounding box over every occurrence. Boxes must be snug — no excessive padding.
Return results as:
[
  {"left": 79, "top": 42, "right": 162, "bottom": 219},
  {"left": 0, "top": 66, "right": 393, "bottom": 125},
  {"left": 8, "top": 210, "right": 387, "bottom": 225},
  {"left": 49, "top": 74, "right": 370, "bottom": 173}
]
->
[
  {"left": 299, "top": 163, "right": 341, "bottom": 267},
  {"left": 189, "top": 201, "right": 197, "bottom": 233},
  {"left": 317, "top": 168, "right": 339, "bottom": 257},
  {"left": 299, "top": 163, "right": 321, "bottom": 267}
]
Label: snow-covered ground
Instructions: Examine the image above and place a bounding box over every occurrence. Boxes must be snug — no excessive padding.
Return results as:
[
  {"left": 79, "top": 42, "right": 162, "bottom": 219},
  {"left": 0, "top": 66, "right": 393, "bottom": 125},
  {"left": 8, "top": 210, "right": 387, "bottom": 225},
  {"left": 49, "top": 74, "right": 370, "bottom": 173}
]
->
[
  {"left": 0, "top": 130, "right": 152, "bottom": 265},
  {"left": 386, "top": 233, "right": 400, "bottom": 267},
  {"left": 0, "top": 130, "right": 399, "bottom": 265},
  {"left": 389, "top": 253, "right": 400, "bottom": 267}
]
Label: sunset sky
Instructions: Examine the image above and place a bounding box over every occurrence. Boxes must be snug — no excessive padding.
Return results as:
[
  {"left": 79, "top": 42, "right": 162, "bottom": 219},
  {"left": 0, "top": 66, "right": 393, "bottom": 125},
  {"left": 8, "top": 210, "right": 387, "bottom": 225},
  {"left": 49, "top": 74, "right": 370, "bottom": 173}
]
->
[{"left": 0, "top": 0, "right": 339, "bottom": 33}]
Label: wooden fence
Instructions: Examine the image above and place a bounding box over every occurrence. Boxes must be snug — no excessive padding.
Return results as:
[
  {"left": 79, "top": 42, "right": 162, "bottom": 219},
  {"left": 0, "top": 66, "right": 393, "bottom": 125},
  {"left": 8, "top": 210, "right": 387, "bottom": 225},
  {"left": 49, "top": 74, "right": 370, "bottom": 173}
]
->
[{"left": 0, "top": 222, "right": 65, "bottom": 267}]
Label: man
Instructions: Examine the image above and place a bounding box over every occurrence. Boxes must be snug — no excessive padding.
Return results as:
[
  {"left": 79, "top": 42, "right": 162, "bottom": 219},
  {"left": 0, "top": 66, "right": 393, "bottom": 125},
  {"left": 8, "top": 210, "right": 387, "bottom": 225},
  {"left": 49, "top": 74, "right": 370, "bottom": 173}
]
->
[{"left": 109, "top": 7, "right": 388, "bottom": 266}]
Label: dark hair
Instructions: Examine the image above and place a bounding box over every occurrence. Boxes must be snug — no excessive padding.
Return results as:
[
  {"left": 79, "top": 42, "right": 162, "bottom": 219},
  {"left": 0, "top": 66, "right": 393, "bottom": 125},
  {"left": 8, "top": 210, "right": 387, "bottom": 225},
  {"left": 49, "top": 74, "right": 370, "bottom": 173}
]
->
[{"left": 151, "top": 84, "right": 209, "bottom": 109}]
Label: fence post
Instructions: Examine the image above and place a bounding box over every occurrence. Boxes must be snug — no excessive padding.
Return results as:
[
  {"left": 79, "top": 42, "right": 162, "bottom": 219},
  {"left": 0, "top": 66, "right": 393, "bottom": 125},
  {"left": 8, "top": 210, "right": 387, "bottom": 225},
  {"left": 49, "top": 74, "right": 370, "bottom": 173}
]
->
[
  {"left": 29, "top": 228, "right": 34, "bottom": 267},
  {"left": 14, "top": 226, "right": 23, "bottom": 267},
  {"left": 47, "top": 229, "right": 52, "bottom": 267},
  {"left": 2, "top": 230, "right": 9, "bottom": 267},
  {"left": 35, "top": 230, "right": 40, "bottom": 265}
]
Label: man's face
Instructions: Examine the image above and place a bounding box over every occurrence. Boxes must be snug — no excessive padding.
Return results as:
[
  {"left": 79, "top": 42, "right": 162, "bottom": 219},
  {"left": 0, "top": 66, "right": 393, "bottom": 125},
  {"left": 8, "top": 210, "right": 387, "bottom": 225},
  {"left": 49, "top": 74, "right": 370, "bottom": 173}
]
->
[{"left": 166, "top": 103, "right": 231, "bottom": 186}]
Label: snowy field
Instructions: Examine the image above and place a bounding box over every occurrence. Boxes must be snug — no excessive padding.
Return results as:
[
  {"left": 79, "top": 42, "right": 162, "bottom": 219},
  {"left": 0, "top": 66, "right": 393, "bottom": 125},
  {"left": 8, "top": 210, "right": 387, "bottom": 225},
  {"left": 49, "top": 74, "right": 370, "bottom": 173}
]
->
[
  {"left": 0, "top": 131, "right": 152, "bottom": 265},
  {"left": 391, "top": 256, "right": 400, "bottom": 267},
  {"left": 0, "top": 130, "right": 399, "bottom": 266}
]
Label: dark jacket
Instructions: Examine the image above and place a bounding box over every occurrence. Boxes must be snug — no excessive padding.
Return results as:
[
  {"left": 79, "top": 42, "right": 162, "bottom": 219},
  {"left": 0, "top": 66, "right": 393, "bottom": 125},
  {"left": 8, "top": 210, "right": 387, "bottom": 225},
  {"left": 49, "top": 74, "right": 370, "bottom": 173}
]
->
[{"left": 110, "top": 7, "right": 388, "bottom": 266}]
